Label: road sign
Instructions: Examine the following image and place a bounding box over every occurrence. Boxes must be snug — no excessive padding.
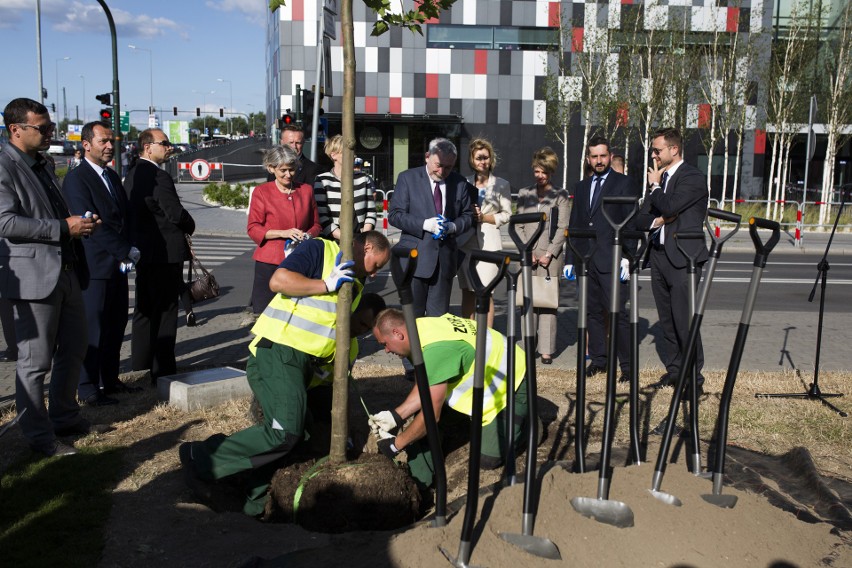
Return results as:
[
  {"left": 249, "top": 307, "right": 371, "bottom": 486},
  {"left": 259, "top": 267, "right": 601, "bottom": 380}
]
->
[
  {"left": 120, "top": 111, "right": 130, "bottom": 134},
  {"left": 189, "top": 159, "right": 211, "bottom": 181},
  {"left": 67, "top": 124, "right": 83, "bottom": 141}
]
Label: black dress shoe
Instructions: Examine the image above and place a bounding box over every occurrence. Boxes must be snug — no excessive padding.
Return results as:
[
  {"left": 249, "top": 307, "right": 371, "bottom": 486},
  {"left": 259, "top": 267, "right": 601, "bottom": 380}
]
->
[
  {"left": 540, "top": 355, "right": 553, "bottom": 365},
  {"left": 618, "top": 373, "right": 630, "bottom": 384},
  {"left": 651, "top": 372, "right": 676, "bottom": 389},
  {"left": 186, "top": 312, "right": 197, "bottom": 327},
  {"left": 585, "top": 364, "right": 606, "bottom": 377},
  {"left": 32, "top": 440, "right": 78, "bottom": 457},
  {"left": 0, "top": 351, "right": 17, "bottom": 362},
  {"left": 80, "top": 392, "right": 119, "bottom": 407},
  {"left": 56, "top": 419, "right": 113, "bottom": 437},
  {"left": 103, "top": 381, "right": 143, "bottom": 395}
]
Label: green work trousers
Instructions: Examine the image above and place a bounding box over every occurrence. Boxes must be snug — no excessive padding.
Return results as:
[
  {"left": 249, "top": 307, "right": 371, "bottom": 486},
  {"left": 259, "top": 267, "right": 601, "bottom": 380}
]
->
[
  {"left": 190, "top": 341, "right": 312, "bottom": 516},
  {"left": 405, "top": 379, "right": 529, "bottom": 490}
]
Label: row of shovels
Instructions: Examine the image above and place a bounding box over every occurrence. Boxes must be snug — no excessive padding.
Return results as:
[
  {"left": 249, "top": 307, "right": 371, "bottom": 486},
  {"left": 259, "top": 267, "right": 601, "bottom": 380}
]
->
[{"left": 389, "top": 199, "right": 780, "bottom": 567}]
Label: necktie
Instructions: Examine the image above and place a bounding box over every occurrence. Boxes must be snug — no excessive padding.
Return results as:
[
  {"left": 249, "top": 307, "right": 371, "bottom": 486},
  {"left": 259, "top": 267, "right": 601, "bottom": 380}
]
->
[
  {"left": 102, "top": 170, "right": 118, "bottom": 202},
  {"left": 657, "top": 172, "right": 670, "bottom": 244},
  {"left": 660, "top": 171, "right": 669, "bottom": 193},
  {"left": 433, "top": 181, "right": 442, "bottom": 216},
  {"left": 590, "top": 176, "right": 603, "bottom": 208}
]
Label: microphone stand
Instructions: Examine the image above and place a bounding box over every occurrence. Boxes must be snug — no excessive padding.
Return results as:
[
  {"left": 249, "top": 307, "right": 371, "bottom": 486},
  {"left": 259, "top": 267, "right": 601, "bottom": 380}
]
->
[{"left": 755, "top": 191, "right": 847, "bottom": 417}]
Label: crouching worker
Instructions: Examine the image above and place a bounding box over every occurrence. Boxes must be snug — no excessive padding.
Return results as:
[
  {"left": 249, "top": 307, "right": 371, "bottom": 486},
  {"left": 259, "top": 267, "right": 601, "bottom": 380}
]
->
[
  {"left": 369, "top": 309, "right": 528, "bottom": 490},
  {"left": 180, "top": 231, "right": 391, "bottom": 517}
]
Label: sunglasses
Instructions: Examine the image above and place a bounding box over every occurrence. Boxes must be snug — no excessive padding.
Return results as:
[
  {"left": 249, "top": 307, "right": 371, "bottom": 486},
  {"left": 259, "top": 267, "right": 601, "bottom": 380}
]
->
[
  {"left": 15, "top": 122, "right": 56, "bottom": 135},
  {"left": 150, "top": 140, "right": 172, "bottom": 147}
]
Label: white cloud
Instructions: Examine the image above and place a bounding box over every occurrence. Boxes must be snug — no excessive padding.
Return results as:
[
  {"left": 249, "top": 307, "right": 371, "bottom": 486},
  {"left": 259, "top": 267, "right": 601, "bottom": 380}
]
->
[{"left": 206, "top": 0, "right": 267, "bottom": 27}]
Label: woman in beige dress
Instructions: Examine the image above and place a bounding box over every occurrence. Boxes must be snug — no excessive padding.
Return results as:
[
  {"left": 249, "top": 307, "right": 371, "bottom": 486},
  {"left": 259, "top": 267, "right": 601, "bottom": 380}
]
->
[
  {"left": 515, "top": 147, "right": 570, "bottom": 364},
  {"left": 457, "top": 138, "right": 513, "bottom": 328}
]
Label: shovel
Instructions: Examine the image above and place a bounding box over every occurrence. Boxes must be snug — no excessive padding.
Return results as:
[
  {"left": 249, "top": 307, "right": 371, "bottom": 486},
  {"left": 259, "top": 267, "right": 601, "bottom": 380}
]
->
[
  {"left": 674, "top": 231, "right": 710, "bottom": 477},
  {"left": 649, "top": 209, "right": 742, "bottom": 507},
  {"left": 570, "top": 195, "right": 637, "bottom": 529},
  {"left": 702, "top": 217, "right": 780, "bottom": 508},
  {"left": 565, "top": 227, "right": 598, "bottom": 473},
  {"left": 441, "top": 250, "right": 510, "bottom": 568},
  {"left": 502, "top": 252, "right": 522, "bottom": 487},
  {"left": 0, "top": 408, "right": 24, "bottom": 439},
  {"left": 497, "top": 212, "right": 561, "bottom": 561},
  {"left": 390, "top": 245, "right": 448, "bottom": 527},
  {"left": 620, "top": 229, "right": 650, "bottom": 466}
]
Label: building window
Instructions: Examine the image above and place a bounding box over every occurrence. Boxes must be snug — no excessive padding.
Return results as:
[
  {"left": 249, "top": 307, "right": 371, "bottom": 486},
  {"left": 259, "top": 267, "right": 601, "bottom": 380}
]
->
[{"left": 427, "top": 25, "right": 557, "bottom": 51}]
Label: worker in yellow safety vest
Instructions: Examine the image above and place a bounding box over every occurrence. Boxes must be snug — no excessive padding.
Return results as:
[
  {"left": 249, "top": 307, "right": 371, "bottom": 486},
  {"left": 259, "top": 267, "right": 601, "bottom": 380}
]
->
[
  {"left": 369, "top": 309, "right": 529, "bottom": 489},
  {"left": 180, "top": 231, "right": 391, "bottom": 517}
]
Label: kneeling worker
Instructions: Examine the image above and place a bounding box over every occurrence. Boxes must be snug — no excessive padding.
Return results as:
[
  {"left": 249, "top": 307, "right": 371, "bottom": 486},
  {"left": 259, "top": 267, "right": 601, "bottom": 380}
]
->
[
  {"left": 369, "top": 309, "right": 528, "bottom": 489},
  {"left": 180, "top": 231, "right": 391, "bottom": 517}
]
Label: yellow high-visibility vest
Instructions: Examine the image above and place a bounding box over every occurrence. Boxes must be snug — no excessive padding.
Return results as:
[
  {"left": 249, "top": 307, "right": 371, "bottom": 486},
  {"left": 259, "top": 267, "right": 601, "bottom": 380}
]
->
[
  {"left": 249, "top": 239, "right": 362, "bottom": 358},
  {"left": 417, "top": 314, "right": 525, "bottom": 425},
  {"left": 309, "top": 338, "right": 358, "bottom": 389}
]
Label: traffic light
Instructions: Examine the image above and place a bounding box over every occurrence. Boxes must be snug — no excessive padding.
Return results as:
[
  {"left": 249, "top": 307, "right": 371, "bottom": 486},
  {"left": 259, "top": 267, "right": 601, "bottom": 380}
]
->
[
  {"left": 278, "top": 110, "right": 295, "bottom": 130},
  {"left": 173, "top": 107, "right": 178, "bottom": 116},
  {"left": 302, "top": 90, "right": 314, "bottom": 133},
  {"left": 196, "top": 107, "right": 201, "bottom": 117},
  {"left": 99, "top": 108, "right": 113, "bottom": 121},
  {"left": 95, "top": 93, "right": 111, "bottom": 106},
  {"left": 50, "top": 103, "right": 56, "bottom": 112},
  {"left": 219, "top": 108, "right": 224, "bottom": 118}
]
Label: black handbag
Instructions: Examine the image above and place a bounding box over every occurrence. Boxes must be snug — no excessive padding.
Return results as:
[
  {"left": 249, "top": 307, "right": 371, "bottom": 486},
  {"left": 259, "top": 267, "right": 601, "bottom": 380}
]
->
[{"left": 186, "top": 235, "right": 220, "bottom": 303}]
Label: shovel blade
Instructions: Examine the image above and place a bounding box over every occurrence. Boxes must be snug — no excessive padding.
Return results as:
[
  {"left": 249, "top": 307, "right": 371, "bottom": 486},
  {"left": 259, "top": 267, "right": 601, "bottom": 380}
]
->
[
  {"left": 439, "top": 545, "right": 483, "bottom": 568},
  {"left": 701, "top": 493, "right": 738, "bottom": 508},
  {"left": 570, "top": 496, "right": 635, "bottom": 528},
  {"left": 497, "top": 532, "right": 562, "bottom": 560},
  {"left": 648, "top": 489, "right": 683, "bottom": 507}
]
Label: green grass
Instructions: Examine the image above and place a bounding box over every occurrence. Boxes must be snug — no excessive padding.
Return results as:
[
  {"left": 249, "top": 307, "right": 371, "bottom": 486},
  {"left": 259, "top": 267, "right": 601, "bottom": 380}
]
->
[
  {"left": 718, "top": 201, "right": 852, "bottom": 227},
  {"left": 0, "top": 447, "right": 124, "bottom": 567}
]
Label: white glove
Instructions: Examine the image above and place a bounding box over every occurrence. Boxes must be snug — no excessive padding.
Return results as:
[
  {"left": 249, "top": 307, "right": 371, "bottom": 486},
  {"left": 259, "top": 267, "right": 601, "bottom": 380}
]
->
[
  {"left": 438, "top": 215, "right": 456, "bottom": 234},
  {"left": 323, "top": 251, "right": 355, "bottom": 292},
  {"left": 423, "top": 216, "right": 443, "bottom": 236},
  {"left": 368, "top": 409, "right": 404, "bottom": 435},
  {"left": 377, "top": 429, "right": 395, "bottom": 440},
  {"left": 563, "top": 264, "right": 576, "bottom": 281},
  {"left": 127, "top": 246, "right": 141, "bottom": 264},
  {"left": 619, "top": 258, "right": 630, "bottom": 282}
]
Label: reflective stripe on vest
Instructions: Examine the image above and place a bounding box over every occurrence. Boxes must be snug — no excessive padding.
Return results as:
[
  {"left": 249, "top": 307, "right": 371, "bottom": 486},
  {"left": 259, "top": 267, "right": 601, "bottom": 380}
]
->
[
  {"left": 309, "top": 338, "right": 358, "bottom": 389},
  {"left": 249, "top": 239, "right": 362, "bottom": 358},
  {"left": 417, "top": 314, "right": 525, "bottom": 425}
]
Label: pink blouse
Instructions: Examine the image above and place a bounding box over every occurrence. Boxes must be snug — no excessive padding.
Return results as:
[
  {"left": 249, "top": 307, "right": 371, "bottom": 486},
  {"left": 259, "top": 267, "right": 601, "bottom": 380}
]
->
[{"left": 247, "top": 181, "right": 321, "bottom": 265}]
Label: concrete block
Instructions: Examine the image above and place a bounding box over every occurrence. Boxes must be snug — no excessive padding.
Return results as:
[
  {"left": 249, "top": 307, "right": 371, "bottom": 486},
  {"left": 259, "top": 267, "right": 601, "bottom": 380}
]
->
[{"left": 157, "top": 366, "right": 250, "bottom": 411}]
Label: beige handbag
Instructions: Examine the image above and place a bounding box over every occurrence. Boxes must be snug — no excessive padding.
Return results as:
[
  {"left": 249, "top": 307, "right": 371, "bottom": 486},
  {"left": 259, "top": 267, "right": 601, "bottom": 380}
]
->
[{"left": 515, "top": 267, "right": 559, "bottom": 309}]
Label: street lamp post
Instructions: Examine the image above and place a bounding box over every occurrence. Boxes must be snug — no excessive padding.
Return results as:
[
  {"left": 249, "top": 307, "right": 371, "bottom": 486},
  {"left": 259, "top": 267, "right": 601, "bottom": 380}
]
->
[
  {"left": 128, "top": 44, "right": 154, "bottom": 115},
  {"left": 217, "top": 78, "right": 232, "bottom": 135},
  {"left": 246, "top": 103, "right": 256, "bottom": 135},
  {"left": 55, "top": 56, "right": 70, "bottom": 127},
  {"left": 79, "top": 74, "right": 86, "bottom": 123}
]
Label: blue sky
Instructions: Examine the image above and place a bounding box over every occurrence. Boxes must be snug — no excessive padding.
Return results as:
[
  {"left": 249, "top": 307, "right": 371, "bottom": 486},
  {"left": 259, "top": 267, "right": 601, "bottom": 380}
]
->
[{"left": 0, "top": 0, "right": 268, "bottom": 129}]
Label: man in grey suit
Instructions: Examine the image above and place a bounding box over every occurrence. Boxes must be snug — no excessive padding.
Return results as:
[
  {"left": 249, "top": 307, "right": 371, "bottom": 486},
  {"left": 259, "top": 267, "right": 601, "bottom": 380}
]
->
[
  {"left": 566, "top": 137, "right": 638, "bottom": 381},
  {"left": 0, "top": 98, "right": 100, "bottom": 457},
  {"left": 62, "top": 121, "right": 141, "bottom": 406},
  {"left": 636, "top": 127, "right": 709, "bottom": 393},
  {"left": 389, "top": 138, "right": 473, "bottom": 318}
]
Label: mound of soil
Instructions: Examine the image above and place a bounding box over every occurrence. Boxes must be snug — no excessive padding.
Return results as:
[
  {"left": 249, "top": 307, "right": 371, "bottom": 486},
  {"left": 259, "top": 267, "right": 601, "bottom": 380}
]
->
[{"left": 268, "top": 453, "right": 421, "bottom": 533}]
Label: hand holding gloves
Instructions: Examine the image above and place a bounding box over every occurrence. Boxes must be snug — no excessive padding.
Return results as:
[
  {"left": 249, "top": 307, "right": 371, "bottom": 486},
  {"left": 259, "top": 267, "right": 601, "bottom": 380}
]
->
[
  {"left": 323, "top": 251, "right": 355, "bottom": 292},
  {"left": 368, "top": 409, "right": 404, "bottom": 436},
  {"left": 422, "top": 215, "right": 456, "bottom": 240},
  {"left": 619, "top": 258, "right": 630, "bottom": 282},
  {"left": 563, "top": 264, "right": 576, "bottom": 281}
]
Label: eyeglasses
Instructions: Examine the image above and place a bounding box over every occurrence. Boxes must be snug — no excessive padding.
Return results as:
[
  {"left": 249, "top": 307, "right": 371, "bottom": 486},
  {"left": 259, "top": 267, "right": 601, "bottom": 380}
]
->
[
  {"left": 15, "top": 122, "right": 56, "bottom": 135},
  {"left": 651, "top": 146, "right": 670, "bottom": 155},
  {"left": 150, "top": 140, "right": 172, "bottom": 147}
]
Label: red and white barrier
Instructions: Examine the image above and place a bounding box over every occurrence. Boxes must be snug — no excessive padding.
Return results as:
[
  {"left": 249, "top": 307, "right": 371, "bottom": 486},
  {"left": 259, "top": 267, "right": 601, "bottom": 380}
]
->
[{"left": 382, "top": 199, "right": 389, "bottom": 236}]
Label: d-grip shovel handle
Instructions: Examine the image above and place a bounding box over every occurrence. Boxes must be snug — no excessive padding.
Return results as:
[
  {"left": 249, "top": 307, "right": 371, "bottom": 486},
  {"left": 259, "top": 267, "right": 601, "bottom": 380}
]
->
[
  {"left": 390, "top": 246, "right": 418, "bottom": 304},
  {"left": 508, "top": 212, "right": 547, "bottom": 263},
  {"left": 706, "top": 209, "right": 742, "bottom": 256},
  {"left": 621, "top": 230, "right": 648, "bottom": 272},
  {"left": 566, "top": 228, "right": 597, "bottom": 274},
  {"left": 468, "top": 250, "right": 511, "bottom": 309},
  {"left": 674, "top": 231, "right": 706, "bottom": 270},
  {"left": 748, "top": 217, "right": 781, "bottom": 268},
  {"left": 601, "top": 196, "right": 639, "bottom": 237}
]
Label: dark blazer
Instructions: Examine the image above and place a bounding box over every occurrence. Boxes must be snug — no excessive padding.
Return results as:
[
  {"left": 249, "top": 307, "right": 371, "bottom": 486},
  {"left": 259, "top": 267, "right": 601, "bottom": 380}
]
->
[
  {"left": 567, "top": 170, "right": 639, "bottom": 273},
  {"left": 0, "top": 144, "right": 88, "bottom": 298},
  {"left": 266, "top": 154, "right": 326, "bottom": 187},
  {"left": 389, "top": 167, "right": 473, "bottom": 279},
  {"left": 125, "top": 159, "right": 195, "bottom": 265},
  {"left": 636, "top": 161, "right": 709, "bottom": 269},
  {"left": 62, "top": 160, "right": 133, "bottom": 279}
]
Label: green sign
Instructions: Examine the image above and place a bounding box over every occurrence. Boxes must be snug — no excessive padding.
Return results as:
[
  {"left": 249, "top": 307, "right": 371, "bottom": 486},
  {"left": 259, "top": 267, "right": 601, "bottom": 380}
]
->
[{"left": 120, "top": 111, "right": 130, "bottom": 134}]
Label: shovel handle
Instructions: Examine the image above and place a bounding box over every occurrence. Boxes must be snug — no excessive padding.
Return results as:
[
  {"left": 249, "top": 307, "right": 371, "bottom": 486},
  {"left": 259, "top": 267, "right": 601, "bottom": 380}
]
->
[
  {"left": 390, "top": 246, "right": 418, "bottom": 304},
  {"left": 705, "top": 208, "right": 742, "bottom": 255},
  {"left": 674, "top": 231, "right": 706, "bottom": 271},
  {"left": 620, "top": 229, "right": 648, "bottom": 270},
  {"left": 508, "top": 212, "right": 547, "bottom": 260},
  {"left": 708, "top": 208, "right": 741, "bottom": 223},
  {"left": 748, "top": 217, "right": 781, "bottom": 268},
  {"left": 566, "top": 228, "right": 597, "bottom": 274},
  {"left": 468, "top": 250, "right": 510, "bottom": 307},
  {"left": 601, "top": 196, "right": 639, "bottom": 238}
]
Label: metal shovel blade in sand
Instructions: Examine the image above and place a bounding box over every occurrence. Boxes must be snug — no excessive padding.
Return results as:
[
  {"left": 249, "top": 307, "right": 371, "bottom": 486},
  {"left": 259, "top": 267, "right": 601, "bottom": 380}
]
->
[
  {"left": 648, "top": 208, "right": 742, "bottom": 507},
  {"left": 702, "top": 217, "right": 780, "bottom": 509},
  {"left": 570, "top": 196, "right": 638, "bottom": 529},
  {"left": 440, "top": 250, "right": 510, "bottom": 568},
  {"left": 497, "top": 212, "right": 561, "bottom": 561},
  {"left": 0, "top": 408, "right": 24, "bottom": 438}
]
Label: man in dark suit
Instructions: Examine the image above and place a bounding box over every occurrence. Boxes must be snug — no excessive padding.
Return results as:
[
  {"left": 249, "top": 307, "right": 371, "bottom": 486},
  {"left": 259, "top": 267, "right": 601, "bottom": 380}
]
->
[
  {"left": 389, "top": 138, "right": 473, "bottom": 317},
  {"left": 62, "top": 121, "right": 141, "bottom": 406},
  {"left": 270, "top": 125, "right": 326, "bottom": 187},
  {"left": 125, "top": 128, "right": 195, "bottom": 384},
  {"left": 0, "top": 97, "right": 100, "bottom": 457},
  {"left": 636, "top": 127, "right": 709, "bottom": 391},
  {"left": 566, "top": 137, "right": 638, "bottom": 381}
]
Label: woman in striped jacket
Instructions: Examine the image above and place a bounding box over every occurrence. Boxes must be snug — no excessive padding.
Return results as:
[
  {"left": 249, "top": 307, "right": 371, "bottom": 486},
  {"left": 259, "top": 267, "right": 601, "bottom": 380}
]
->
[{"left": 314, "top": 135, "right": 377, "bottom": 240}]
